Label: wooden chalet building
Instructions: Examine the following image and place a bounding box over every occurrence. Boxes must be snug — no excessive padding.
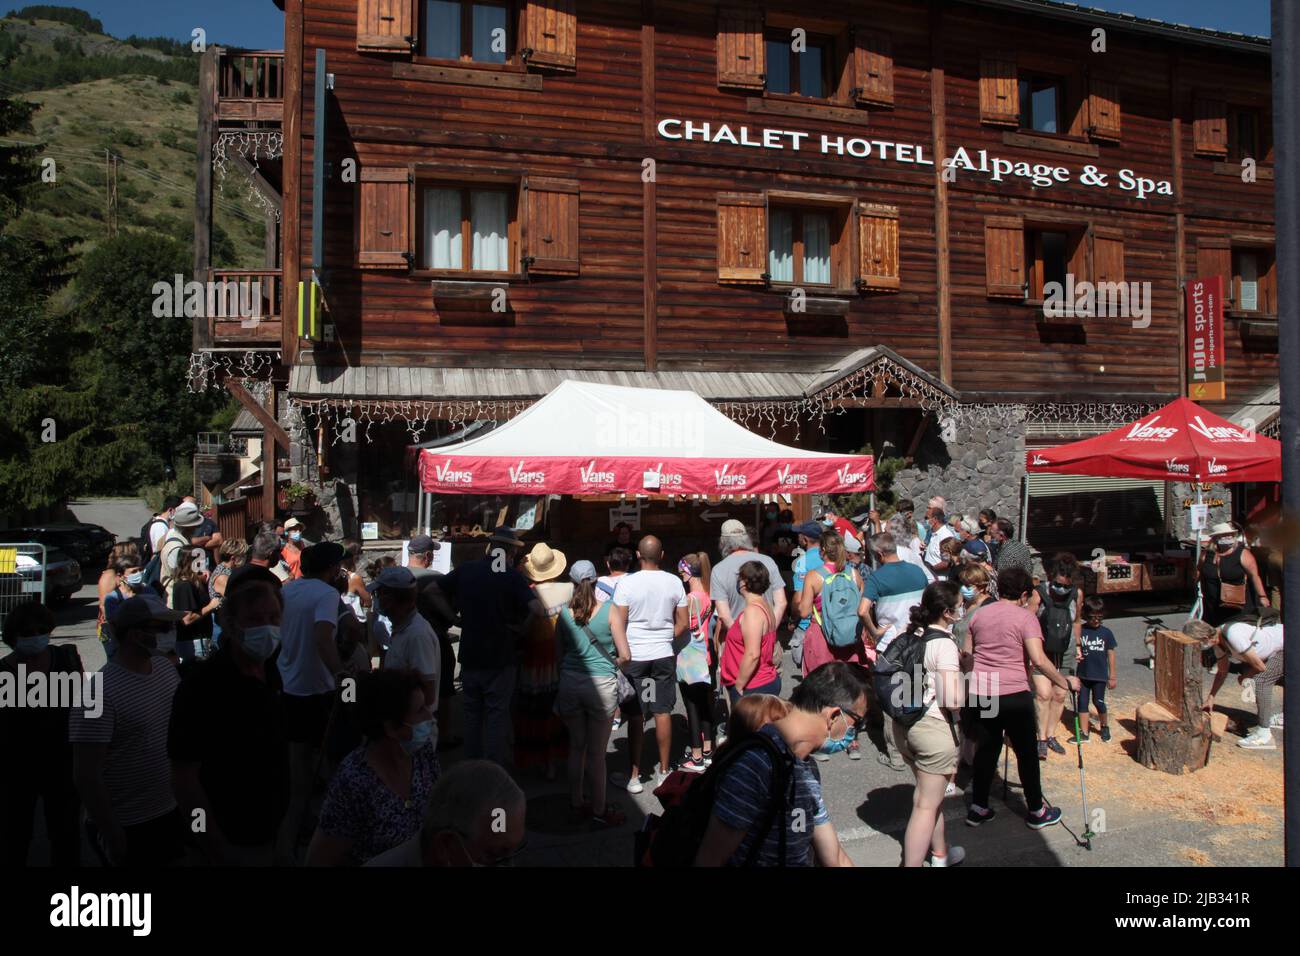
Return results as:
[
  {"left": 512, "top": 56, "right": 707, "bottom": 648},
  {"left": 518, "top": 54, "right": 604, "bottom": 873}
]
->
[{"left": 193, "top": 0, "right": 1280, "bottom": 562}]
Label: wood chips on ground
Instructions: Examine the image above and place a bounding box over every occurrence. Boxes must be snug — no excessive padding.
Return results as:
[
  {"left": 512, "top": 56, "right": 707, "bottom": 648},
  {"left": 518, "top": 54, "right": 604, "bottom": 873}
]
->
[{"left": 1037, "top": 694, "right": 1283, "bottom": 830}]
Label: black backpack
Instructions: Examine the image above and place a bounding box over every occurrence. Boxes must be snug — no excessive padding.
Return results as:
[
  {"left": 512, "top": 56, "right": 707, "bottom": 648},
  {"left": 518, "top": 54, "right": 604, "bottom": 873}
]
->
[
  {"left": 874, "top": 626, "right": 955, "bottom": 728},
  {"left": 1036, "top": 583, "right": 1076, "bottom": 657},
  {"left": 138, "top": 516, "right": 166, "bottom": 562},
  {"left": 637, "top": 732, "right": 795, "bottom": 867}
]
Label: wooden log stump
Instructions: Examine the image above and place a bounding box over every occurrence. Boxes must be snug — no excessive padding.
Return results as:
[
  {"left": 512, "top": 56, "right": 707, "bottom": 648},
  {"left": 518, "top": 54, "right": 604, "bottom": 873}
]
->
[
  {"left": 1136, "top": 702, "right": 1210, "bottom": 774},
  {"left": 1135, "top": 629, "right": 1214, "bottom": 774}
]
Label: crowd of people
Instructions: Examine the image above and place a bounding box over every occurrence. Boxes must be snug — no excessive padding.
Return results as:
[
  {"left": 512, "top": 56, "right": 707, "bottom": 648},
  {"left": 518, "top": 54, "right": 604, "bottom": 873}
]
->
[{"left": 0, "top": 493, "right": 1283, "bottom": 868}]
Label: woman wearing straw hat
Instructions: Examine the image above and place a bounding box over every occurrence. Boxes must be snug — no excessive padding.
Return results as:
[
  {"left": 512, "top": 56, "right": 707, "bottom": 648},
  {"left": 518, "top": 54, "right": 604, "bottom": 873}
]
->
[
  {"left": 515, "top": 542, "right": 572, "bottom": 778},
  {"left": 1196, "top": 521, "right": 1269, "bottom": 627}
]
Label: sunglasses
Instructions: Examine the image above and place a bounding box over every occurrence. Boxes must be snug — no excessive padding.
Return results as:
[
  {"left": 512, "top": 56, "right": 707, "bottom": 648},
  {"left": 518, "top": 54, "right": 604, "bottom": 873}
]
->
[{"left": 838, "top": 707, "right": 868, "bottom": 733}]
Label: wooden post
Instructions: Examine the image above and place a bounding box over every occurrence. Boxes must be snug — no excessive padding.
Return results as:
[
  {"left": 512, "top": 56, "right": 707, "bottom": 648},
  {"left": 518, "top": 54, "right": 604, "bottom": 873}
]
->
[
  {"left": 929, "top": 0, "right": 951, "bottom": 385},
  {"left": 1135, "top": 629, "right": 1227, "bottom": 773},
  {"left": 641, "top": 0, "right": 657, "bottom": 372},
  {"left": 262, "top": 386, "right": 278, "bottom": 524},
  {"left": 281, "top": 0, "right": 304, "bottom": 365},
  {"left": 194, "top": 46, "right": 218, "bottom": 351}
]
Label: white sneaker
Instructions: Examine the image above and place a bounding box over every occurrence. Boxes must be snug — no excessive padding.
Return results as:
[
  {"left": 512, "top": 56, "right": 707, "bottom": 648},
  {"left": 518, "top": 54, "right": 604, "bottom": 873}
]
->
[
  {"left": 653, "top": 765, "right": 671, "bottom": 788},
  {"left": 610, "top": 772, "right": 643, "bottom": 794},
  {"left": 1270, "top": 713, "right": 1284, "bottom": 730},
  {"left": 929, "top": 846, "right": 965, "bottom": 867},
  {"left": 1237, "top": 728, "right": 1276, "bottom": 750},
  {"left": 944, "top": 782, "right": 960, "bottom": 798}
]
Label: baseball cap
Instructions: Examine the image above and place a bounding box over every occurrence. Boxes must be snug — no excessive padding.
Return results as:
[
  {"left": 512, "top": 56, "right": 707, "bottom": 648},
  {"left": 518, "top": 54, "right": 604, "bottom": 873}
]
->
[
  {"left": 111, "top": 594, "right": 185, "bottom": 631},
  {"left": 720, "top": 519, "right": 747, "bottom": 535},
  {"left": 845, "top": 534, "right": 863, "bottom": 554},
  {"left": 409, "top": 533, "right": 435, "bottom": 554},
  {"left": 569, "top": 559, "right": 598, "bottom": 584},
  {"left": 375, "top": 566, "right": 417, "bottom": 590},
  {"left": 962, "top": 539, "right": 991, "bottom": 561},
  {"left": 300, "top": 541, "right": 347, "bottom": 574},
  {"left": 794, "top": 520, "right": 823, "bottom": 538}
]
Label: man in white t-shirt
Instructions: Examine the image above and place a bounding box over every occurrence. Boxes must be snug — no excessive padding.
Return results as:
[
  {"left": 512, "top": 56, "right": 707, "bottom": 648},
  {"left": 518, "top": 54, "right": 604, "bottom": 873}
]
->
[
  {"left": 596, "top": 546, "right": 633, "bottom": 604},
  {"left": 610, "top": 535, "right": 687, "bottom": 793},
  {"left": 923, "top": 510, "right": 958, "bottom": 579},
  {"left": 1195, "top": 617, "right": 1284, "bottom": 749},
  {"left": 159, "top": 501, "right": 206, "bottom": 601},
  {"left": 276, "top": 541, "right": 347, "bottom": 862},
  {"left": 376, "top": 566, "right": 442, "bottom": 750}
]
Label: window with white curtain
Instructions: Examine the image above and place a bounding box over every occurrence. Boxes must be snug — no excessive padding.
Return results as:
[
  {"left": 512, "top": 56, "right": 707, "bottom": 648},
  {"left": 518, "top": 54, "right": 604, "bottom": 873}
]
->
[
  {"left": 422, "top": 185, "right": 514, "bottom": 272},
  {"left": 768, "top": 208, "right": 794, "bottom": 283},
  {"left": 768, "top": 206, "right": 835, "bottom": 285}
]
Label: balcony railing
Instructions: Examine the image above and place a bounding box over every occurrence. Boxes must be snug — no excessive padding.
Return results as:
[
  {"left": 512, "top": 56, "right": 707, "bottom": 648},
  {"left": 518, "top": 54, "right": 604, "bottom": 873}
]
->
[
  {"left": 196, "top": 433, "right": 250, "bottom": 456},
  {"left": 206, "top": 269, "right": 283, "bottom": 345},
  {"left": 217, "top": 49, "right": 284, "bottom": 122}
]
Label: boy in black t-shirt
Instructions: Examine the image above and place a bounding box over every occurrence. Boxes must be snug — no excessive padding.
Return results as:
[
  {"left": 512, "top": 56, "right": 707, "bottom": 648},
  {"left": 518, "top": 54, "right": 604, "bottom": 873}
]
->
[{"left": 1070, "top": 597, "right": 1117, "bottom": 743}]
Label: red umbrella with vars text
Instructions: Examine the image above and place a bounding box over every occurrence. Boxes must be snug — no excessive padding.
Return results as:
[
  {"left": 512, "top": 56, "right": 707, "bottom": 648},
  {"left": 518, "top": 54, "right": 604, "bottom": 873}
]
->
[
  {"left": 1026, "top": 397, "right": 1281, "bottom": 614},
  {"left": 1025, "top": 397, "right": 1280, "bottom": 483}
]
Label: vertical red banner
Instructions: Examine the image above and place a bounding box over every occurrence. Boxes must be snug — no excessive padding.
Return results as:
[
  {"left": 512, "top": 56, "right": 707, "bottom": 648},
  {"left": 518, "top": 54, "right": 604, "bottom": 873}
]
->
[{"left": 1186, "top": 275, "right": 1226, "bottom": 401}]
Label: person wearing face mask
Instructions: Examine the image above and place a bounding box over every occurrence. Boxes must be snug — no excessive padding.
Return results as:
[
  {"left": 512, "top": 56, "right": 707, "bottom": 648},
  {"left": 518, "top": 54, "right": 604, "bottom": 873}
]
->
[
  {"left": 282, "top": 518, "right": 306, "bottom": 580},
  {"left": 1028, "top": 554, "right": 1084, "bottom": 759},
  {"left": 167, "top": 576, "right": 289, "bottom": 864},
  {"left": 365, "top": 759, "right": 528, "bottom": 866},
  {"left": 889, "top": 582, "right": 967, "bottom": 867},
  {"left": 1197, "top": 522, "right": 1269, "bottom": 627},
  {"left": 306, "top": 669, "right": 439, "bottom": 866},
  {"left": 98, "top": 545, "right": 142, "bottom": 653},
  {"left": 376, "top": 567, "right": 441, "bottom": 749},
  {"left": 70, "top": 594, "right": 186, "bottom": 866},
  {"left": 101, "top": 559, "right": 145, "bottom": 661},
  {"left": 963, "top": 568, "right": 1079, "bottom": 831},
  {"left": 695, "top": 662, "right": 868, "bottom": 866},
  {"left": 0, "top": 600, "right": 84, "bottom": 866}
]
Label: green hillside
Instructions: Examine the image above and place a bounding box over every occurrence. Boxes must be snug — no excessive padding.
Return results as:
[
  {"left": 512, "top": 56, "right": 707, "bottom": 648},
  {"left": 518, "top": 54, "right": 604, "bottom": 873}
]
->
[{"left": 0, "top": 13, "right": 269, "bottom": 279}]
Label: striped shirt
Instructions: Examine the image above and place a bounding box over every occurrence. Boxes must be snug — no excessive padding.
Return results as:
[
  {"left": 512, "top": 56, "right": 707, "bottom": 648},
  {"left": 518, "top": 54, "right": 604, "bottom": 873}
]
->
[
  {"left": 69, "top": 659, "right": 181, "bottom": 827},
  {"left": 713, "top": 726, "right": 829, "bottom": 867}
]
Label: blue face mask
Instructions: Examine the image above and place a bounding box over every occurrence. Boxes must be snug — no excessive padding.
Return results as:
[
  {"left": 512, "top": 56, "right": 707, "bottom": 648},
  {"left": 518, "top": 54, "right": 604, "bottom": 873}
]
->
[
  {"left": 401, "top": 719, "right": 434, "bottom": 754},
  {"left": 15, "top": 634, "right": 50, "bottom": 656},
  {"left": 960, "top": 585, "right": 978, "bottom": 601},
  {"left": 125, "top": 572, "right": 144, "bottom": 588},
  {"left": 239, "top": 625, "right": 281, "bottom": 662},
  {"left": 289, "top": 531, "right": 303, "bottom": 543}
]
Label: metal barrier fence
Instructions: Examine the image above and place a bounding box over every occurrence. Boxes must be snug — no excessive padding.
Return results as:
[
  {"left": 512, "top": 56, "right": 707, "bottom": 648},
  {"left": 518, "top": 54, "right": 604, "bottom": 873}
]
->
[{"left": 0, "top": 542, "right": 47, "bottom": 640}]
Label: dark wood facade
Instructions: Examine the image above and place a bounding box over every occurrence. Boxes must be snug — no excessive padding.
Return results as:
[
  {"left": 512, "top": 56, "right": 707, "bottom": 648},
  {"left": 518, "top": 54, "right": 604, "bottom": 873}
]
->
[{"left": 241, "top": 0, "right": 1280, "bottom": 411}]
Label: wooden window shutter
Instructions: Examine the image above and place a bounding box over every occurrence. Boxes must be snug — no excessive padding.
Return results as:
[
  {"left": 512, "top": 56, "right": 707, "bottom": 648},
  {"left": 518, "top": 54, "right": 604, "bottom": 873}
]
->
[
  {"left": 984, "top": 215, "right": 1025, "bottom": 298},
  {"left": 853, "top": 30, "right": 894, "bottom": 107},
  {"left": 1092, "top": 227, "right": 1124, "bottom": 286},
  {"left": 979, "top": 54, "right": 1018, "bottom": 127},
  {"left": 1067, "top": 230, "right": 1090, "bottom": 286},
  {"left": 1193, "top": 98, "right": 1228, "bottom": 156},
  {"left": 523, "top": 177, "right": 579, "bottom": 275},
  {"left": 357, "top": 0, "right": 415, "bottom": 53},
  {"left": 716, "top": 193, "right": 767, "bottom": 285},
  {"left": 857, "top": 203, "right": 900, "bottom": 291},
  {"left": 1196, "top": 236, "right": 1231, "bottom": 294},
  {"left": 523, "top": 0, "right": 577, "bottom": 72},
  {"left": 1088, "top": 78, "right": 1121, "bottom": 142},
  {"left": 717, "top": 7, "right": 765, "bottom": 91},
  {"left": 357, "top": 168, "right": 411, "bottom": 269}
]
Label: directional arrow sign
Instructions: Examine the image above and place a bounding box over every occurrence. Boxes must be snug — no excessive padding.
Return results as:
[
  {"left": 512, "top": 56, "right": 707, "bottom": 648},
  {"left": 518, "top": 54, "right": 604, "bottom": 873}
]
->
[{"left": 700, "top": 510, "right": 731, "bottom": 522}]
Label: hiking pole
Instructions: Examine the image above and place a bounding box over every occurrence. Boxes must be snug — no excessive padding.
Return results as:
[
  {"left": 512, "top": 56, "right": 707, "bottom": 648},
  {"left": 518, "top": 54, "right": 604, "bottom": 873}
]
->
[{"left": 1069, "top": 688, "right": 1095, "bottom": 850}]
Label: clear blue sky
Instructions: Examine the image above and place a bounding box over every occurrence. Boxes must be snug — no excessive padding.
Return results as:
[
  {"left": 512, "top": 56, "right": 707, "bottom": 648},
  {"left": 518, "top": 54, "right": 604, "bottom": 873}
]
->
[{"left": 13, "top": 0, "right": 1272, "bottom": 50}]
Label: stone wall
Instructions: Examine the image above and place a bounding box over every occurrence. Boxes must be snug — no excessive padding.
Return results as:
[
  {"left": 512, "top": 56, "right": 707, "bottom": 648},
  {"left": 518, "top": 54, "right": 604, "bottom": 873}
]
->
[{"left": 889, "top": 405, "right": 1027, "bottom": 527}]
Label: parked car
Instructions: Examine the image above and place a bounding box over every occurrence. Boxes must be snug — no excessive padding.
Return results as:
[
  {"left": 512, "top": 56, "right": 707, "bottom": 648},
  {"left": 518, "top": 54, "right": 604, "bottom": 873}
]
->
[
  {"left": 11, "top": 548, "right": 81, "bottom": 604},
  {"left": 13, "top": 526, "right": 112, "bottom": 571}
]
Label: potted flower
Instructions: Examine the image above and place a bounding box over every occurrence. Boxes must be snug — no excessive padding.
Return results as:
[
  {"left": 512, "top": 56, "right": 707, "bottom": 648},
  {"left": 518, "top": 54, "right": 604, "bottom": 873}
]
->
[{"left": 278, "top": 482, "right": 318, "bottom": 514}]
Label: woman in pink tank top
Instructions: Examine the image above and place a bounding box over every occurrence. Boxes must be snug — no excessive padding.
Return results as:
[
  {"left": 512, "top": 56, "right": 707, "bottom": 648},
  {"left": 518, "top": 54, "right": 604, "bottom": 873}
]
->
[{"left": 719, "top": 560, "right": 782, "bottom": 704}]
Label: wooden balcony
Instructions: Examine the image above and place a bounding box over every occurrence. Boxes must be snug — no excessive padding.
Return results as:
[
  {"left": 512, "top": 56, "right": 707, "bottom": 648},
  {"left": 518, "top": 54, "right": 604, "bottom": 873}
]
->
[
  {"left": 217, "top": 50, "right": 284, "bottom": 123},
  {"left": 207, "top": 269, "right": 283, "bottom": 345}
]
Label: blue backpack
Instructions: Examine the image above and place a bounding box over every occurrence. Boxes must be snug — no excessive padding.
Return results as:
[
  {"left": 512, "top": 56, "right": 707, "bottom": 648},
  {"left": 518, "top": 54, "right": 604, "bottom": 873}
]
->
[{"left": 816, "top": 569, "right": 863, "bottom": 647}]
